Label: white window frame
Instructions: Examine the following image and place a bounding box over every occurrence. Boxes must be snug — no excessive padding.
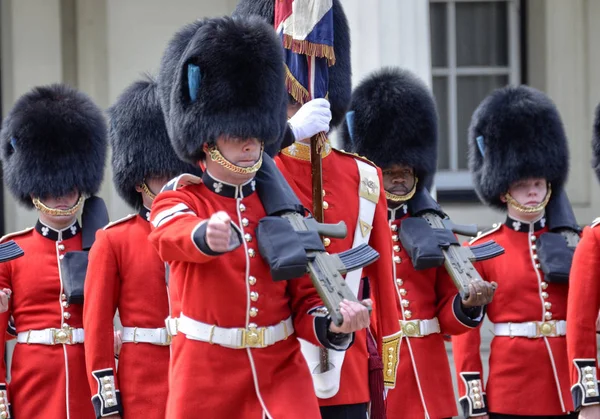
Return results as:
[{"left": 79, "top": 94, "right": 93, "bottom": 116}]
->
[{"left": 430, "top": 0, "right": 521, "bottom": 191}]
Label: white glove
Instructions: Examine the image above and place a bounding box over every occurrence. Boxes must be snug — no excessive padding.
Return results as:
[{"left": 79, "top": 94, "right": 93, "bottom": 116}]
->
[
  {"left": 288, "top": 98, "right": 332, "bottom": 143},
  {"left": 579, "top": 405, "right": 600, "bottom": 419}
]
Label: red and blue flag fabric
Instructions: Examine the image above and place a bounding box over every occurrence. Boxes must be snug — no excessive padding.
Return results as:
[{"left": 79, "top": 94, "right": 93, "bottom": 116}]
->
[{"left": 274, "top": 0, "right": 335, "bottom": 104}]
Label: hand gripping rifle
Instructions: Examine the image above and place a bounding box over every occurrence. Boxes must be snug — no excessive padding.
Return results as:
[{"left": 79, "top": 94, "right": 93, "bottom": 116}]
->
[
  {"left": 254, "top": 155, "right": 379, "bottom": 327},
  {"left": 399, "top": 188, "right": 504, "bottom": 299}
]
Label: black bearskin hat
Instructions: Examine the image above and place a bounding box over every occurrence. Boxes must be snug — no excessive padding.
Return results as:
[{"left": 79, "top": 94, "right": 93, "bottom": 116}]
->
[
  {"left": 159, "top": 15, "right": 287, "bottom": 164},
  {"left": 591, "top": 103, "right": 600, "bottom": 183},
  {"left": 341, "top": 68, "right": 438, "bottom": 191},
  {"left": 233, "top": 0, "right": 351, "bottom": 129},
  {"left": 108, "top": 76, "right": 201, "bottom": 210},
  {"left": 157, "top": 19, "right": 203, "bottom": 139},
  {"left": 0, "top": 83, "right": 107, "bottom": 208},
  {"left": 469, "top": 85, "right": 569, "bottom": 210}
]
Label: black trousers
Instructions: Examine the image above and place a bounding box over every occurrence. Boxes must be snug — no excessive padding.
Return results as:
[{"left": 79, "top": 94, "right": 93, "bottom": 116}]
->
[
  {"left": 319, "top": 403, "right": 368, "bottom": 419},
  {"left": 490, "top": 413, "right": 579, "bottom": 419}
]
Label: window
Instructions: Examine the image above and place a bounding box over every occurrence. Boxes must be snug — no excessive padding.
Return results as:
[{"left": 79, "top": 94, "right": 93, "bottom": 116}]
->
[{"left": 430, "top": 0, "right": 522, "bottom": 192}]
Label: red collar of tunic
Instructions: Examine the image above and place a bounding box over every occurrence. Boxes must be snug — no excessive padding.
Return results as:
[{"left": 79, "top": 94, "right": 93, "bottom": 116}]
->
[
  {"left": 201, "top": 170, "right": 257, "bottom": 199},
  {"left": 35, "top": 219, "right": 81, "bottom": 241},
  {"left": 504, "top": 213, "right": 547, "bottom": 233}
]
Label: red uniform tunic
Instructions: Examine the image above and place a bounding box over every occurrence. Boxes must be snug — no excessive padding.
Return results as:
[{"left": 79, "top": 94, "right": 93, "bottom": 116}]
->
[
  {"left": 149, "top": 171, "right": 348, "bottom": 419},
  {"left": 275, "top": 144, "right": 401, "bottom": 407},
  {"left": 386, "top": 204, "right": 481, "bottom": 419},
  {"left": 83, "top": 207, "right": 170, "bottom": 419},
  {"left": 0, "top": 220, "right": 95, "bottom": 419},
  {"left": 566, "top": 221, "right": 600, "bottom": 410},
  {"left": 452, "top": 215, "right": 574, "bottom": 416}
]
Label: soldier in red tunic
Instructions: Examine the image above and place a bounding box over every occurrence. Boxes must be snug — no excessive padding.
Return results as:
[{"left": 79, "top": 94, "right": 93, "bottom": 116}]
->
[
  {"left": 0, "top": 84, "right": 107, "bottom": 419},
  {"left": 233, "top": 3, "right": 402, "bottom": 418},
  {"left": 566, "top": 103, "right": 600, "bottom": 419},
  {"left": 149, "top": 15, "right": 370, "bottom": 419},
  {"left": 452, "top": 85, "right": 580, "bottom": 418},
  {"left": 341, "top": 67, "right": 496, "bottom": 419},
  {"left": 83, "top": 76, "right": 200, "bottom": 419}
]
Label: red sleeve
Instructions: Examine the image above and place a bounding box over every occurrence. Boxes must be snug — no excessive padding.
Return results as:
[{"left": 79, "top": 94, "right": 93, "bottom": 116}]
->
[
  {"left": 0, "top": 262, "right": 11, "bottom": 411},
  {"left": 362, "top": 167, "right": 402, "bottom": 389},
  {"left": 567, "top": 226, "right": 600, "bottom": 409},
  {"left": 148, "top": 190, "right": 217, "bottom": 264},
  {"left": 83, "top": 229, "right": 123, "bottom": 417},
  {"left": 451, "top": 257, "right": 488, "bottom": 417},
  {"left": 287, "top": 275, "right": 330, "bottom": 347},
  {"left": 436, "top": 267, "right": 482, "bottom": 335}
]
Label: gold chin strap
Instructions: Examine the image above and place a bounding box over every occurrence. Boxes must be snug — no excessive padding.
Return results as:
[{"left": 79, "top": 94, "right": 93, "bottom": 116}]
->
[
  {"left": 385, "top": 177, "right": 419, "bottom": 203},
  {"left": 504, "top": 184, "right": 552, "bottom": 213},
  {"left": 32, "top": 195, "right": 84, "bottom": 217},
  {"left": 140, "top": 182, "right": 157, "bottom": 200},
  {"left": 207, "top": 143, "right": 264, "bottom": 175}
]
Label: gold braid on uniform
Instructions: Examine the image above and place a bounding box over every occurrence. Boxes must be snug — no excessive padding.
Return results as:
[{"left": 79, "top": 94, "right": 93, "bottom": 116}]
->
[
  {"left": 504, "top": 184, "right": 552, "bottom": 213},
  {"left": 32, "top": 195, "right": 84, "bottom": 217},
  {"left": 140, "top": 182, "right": 157, "bottom": 200},
  {"left": 207, "top": 143, "right": 264, "bottom": 175},
  {"left": 385, "top": 177, "right": 419, "bottom": 202}
]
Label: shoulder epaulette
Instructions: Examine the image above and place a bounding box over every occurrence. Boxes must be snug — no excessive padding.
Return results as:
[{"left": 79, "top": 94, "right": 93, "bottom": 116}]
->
[
  {"left": 335, "top": 149, "right": 378, "bottom": 168},
  {"left": 161, "top": 173, "right": 202, "bottom": 193},
  {"left": 469, "top": 222, "right": 502, "bottom": 245},
  {"left": 591, "top": 217, "right": 600, "bottom": 228},
  {"left": 0, "top": 227, "right": 34, "bottom": 243},
  {"left": 103, "top": 214, "right": 136, "bottom": 230}
]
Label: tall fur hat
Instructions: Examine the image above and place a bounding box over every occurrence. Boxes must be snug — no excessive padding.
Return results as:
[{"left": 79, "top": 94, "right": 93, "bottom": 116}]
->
[
  {"left": 159, "top": 15, "right": 287, "bottom": 164},
  {"left": 233, "top": 0, "right": 352, "bottom": 129},
  {"left": 157, "top": 19, "right": 203, "bottom": 139},
  {"left": 341, "top": 68, "right": 438, "bottom": 191},
  {"left": 469, "top": 85, "right": 569, "bottom": 210},
  {"left": 591, "top": 103, "right": 600, "bottom": 183},
  {"left": 108, "top": 76, "right": 201, "bottom": 210},
  {"left": 0, "top": 83, "right": 107, "bottom": 208}
]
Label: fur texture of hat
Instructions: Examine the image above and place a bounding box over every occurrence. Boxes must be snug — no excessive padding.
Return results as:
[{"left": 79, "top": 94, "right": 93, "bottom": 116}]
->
[
  {"left": 160, "top": 15, "right": 287, "bottom": 164},
  {"left": 341, "top": 67, "right": 438, "bottom": 191},
  {"left": 469, "top": 85, "right": 569, "bottom": 210},
  {"left": 0, "top": 83, "right": 107, "bottom": 208},
  {"left": 109, "top": 76, "right": 201, "bottom": 210}
]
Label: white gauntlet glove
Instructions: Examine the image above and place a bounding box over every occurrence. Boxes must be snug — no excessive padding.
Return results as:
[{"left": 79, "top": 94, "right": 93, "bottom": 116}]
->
[{"left": 288, "top": 98, "right": 332, "bottom": 143}]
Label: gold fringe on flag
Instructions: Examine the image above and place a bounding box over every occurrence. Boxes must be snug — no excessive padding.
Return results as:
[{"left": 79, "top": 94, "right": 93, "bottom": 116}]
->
[
  {"left": 282, "top": 34, "right": 336, "bottom": 66},
  {"left": 285, "top": 65, "right": 311, "bottom": 105}
]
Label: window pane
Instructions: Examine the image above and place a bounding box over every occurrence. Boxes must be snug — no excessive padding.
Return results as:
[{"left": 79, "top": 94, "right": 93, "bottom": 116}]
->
[
  {"left": 456, "top": 75, "right": 508, "bottom": 169},
  {"left": 433, "top": 76, "right": 450, "bottom": 170},
  {"left": 430, "top": 3, "right": 448, "bottom": 67},
  {"left": 456, "top": 2, "right": 508, "bottom": 67}
]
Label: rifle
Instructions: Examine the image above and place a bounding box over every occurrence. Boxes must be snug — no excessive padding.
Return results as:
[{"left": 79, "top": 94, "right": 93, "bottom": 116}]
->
[
  {"left": 400, "top": 188, "right": 504, "bottom": 299},
  {"left": 0, "top": 241, "right": 24, "bottom": 262},
  {"left": 280, "top": 212, "right": 378, "bottom": 327}
]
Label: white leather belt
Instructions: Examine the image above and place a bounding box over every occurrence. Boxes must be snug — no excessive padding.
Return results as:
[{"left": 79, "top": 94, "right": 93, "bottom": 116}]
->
[
  {"left": 165, "top": 316, "right": 179, "bottom": 336},
  {"left": 399, "top": 317, "right": 440, "bottom": 338},
  {"left": 122, "top": 327, "right": 171, "bottom": 346},
  {"left": 17, "top": 326, "right": 84, "bottom": 345},
  {"left": 178, "top": 313, "right": 294, "bottom": 349},
  {"left": 494, "top": 320, "right": 567, "bottom": 338}
]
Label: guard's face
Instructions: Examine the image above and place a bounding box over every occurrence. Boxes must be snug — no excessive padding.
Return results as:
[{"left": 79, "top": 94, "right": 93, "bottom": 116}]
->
[
  {"left": 504, "top": 177, "right": 548, "bottom": 206},
  {"left": 216, "top": 136, "right": 262, "bottom": 167},
  {"left": 382, "top": 164, "right": 416, "bottom": 196}
]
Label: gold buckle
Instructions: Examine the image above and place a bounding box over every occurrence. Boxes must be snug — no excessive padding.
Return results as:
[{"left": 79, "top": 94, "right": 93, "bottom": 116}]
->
[
  {"left": 400, "top": 321, "right": 422, "bottom": 337},
  {"left": 537, "top": 321, "right": 556, "bottom": 337},
  {"left": 52, "top": 326, "right": 73, "bottom": 344},
  {"left": 239, "top": 326, "right": 266, "bottom": 348}
]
